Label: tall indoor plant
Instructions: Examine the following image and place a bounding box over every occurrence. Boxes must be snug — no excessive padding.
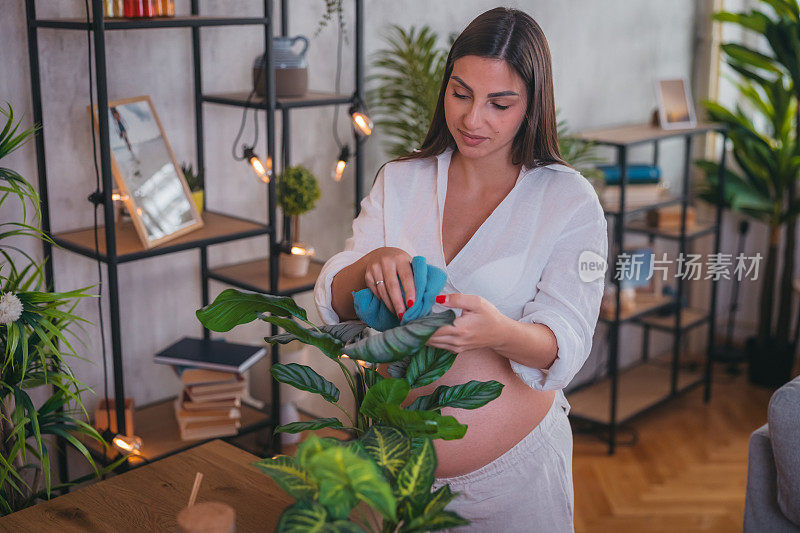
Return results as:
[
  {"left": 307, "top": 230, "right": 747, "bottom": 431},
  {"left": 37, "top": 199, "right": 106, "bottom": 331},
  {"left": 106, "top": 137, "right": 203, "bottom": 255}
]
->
[
  {"left": 696, "top": 0, "right": 800, "bottom": 386},
  {"left": 0, "top": 103, "right": 126, "bottom": 514},
  {"left": 197, "top": 288, "right": 505, "bottom": 531}
]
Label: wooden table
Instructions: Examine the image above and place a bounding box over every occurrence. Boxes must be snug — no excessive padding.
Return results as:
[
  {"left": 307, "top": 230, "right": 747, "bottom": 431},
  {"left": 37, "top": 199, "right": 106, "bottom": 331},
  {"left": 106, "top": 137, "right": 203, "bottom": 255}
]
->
[{"left": 0, "top": 440, "right": 293, "bottom": 532}]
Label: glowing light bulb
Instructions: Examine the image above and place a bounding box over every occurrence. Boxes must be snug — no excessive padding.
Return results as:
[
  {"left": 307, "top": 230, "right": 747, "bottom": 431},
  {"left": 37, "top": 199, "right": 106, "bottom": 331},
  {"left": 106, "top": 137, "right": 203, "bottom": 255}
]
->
[
  {"left": 243, "top": 147, "right": 272, "bottom": 183},
  {"left": 351, "top": 111, "right": 373, "bottom": 136},
  {"left": 333, "top": 145, "right": 350, "bottom": 182},
  {"left": 113, "top": 434, "right": 143, "bottom": 453}
]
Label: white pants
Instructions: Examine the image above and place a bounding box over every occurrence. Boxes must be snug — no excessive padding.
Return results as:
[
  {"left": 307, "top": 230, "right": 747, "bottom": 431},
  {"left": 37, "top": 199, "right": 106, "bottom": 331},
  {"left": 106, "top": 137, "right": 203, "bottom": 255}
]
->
[{"left": 431, "top": 389, "right": 574, "bottom": 532}]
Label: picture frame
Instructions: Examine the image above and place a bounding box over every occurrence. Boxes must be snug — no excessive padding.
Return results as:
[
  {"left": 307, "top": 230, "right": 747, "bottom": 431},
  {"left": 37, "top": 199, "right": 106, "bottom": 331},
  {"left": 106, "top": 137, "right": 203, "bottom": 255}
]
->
[
  {"left": 655, "top": 78, "right": 697, "bottom": 130},
  {"left": 90, "top": 95, "right": 203, "bottom": 249}
]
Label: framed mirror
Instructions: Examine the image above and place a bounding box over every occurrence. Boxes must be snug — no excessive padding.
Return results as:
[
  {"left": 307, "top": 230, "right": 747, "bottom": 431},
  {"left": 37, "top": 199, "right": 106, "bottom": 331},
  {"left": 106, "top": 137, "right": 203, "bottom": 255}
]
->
[{"left": 92, "top": 95, "right": 203, "bottom": 249}]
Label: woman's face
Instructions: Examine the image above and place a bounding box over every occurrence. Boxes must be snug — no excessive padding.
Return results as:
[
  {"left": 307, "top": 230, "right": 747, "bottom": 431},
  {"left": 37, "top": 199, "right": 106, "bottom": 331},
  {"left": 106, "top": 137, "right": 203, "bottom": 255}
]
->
[{"left": 444, "top": 55, "right": 529, "bottom": 162}]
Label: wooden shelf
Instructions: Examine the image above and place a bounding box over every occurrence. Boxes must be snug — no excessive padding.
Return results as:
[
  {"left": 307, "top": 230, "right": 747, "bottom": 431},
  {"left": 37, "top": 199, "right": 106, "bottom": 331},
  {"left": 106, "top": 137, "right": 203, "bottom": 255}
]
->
[
  {"left": 209, "top": 256, "right": 324, "bottom": 296},
  {"left": 34, "top": 15, "right": 269, "bottom": 31},
  {"left": 625, "top": 219, "right": 717, "bottom": 240},
  {"left": 81, "top": 395, "right": 272, "bottom": 466},
  {"left": 576, "top": 122, "right": 723, "bottom": 146},
  {"left": 567, "top": 356, "right": 702, "bottom": 424},
  {"left": 636, "top": 307, "right": 710, "bottom": 331},
  {"left": 599, "top": 293, "right": 674, "bottom": 323},
  {"left": 52, "top": 210, "right": 271, "bottom": 264},
  {"left": 203, "top": 91, "right": 353, "bottom": 110}
]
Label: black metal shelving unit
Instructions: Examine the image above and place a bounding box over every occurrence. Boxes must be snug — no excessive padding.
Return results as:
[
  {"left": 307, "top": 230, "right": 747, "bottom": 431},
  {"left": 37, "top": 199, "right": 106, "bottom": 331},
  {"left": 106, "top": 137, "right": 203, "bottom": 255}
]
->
[
  {"left": 567, "top": 122, "right": 728, "bottom": 454},
  {"left": 24, "top": 0, "right": 365, "bottom": 482}
]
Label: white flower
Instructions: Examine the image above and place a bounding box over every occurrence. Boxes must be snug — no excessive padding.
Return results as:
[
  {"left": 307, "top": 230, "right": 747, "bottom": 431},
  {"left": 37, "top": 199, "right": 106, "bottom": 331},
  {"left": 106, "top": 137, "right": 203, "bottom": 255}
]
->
[{"left": 0, "top": 292, "right": 23, "bottom": 324}]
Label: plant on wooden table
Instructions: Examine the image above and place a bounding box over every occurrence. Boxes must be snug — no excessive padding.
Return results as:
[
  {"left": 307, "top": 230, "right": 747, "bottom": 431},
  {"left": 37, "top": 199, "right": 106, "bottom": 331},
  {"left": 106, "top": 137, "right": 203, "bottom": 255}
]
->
[{"left": 197, "top": 288, "right": 505, "bottom": 531}]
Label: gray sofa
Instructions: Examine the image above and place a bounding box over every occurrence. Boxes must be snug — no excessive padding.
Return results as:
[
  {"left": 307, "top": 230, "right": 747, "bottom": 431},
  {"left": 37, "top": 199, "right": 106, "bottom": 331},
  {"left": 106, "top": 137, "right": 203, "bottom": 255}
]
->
[{"left": 744, "top": 375, "right": 800, "bottom": 532}]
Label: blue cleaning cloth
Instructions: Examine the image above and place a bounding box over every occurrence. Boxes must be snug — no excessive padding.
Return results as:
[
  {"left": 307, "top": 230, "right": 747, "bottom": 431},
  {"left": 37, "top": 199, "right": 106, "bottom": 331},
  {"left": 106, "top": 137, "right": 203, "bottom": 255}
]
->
[{"left": 352, "top": 255, "right": 447, "bottom": 331}]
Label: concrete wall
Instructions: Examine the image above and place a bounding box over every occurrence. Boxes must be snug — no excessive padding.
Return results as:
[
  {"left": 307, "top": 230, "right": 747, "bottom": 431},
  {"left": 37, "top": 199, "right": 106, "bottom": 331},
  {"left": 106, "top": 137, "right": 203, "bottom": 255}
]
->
[{"left": 4, "top": 0, "right": 771, "bottom": 480}]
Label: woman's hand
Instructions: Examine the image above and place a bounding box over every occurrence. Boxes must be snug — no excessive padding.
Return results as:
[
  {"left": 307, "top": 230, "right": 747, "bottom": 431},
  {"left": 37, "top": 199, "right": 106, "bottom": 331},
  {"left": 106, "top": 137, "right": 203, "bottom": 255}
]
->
[
  {"left": 363, "top": 247, "right": 416, "bottom": 317},
  {"left": 426, "top": 293, "right": 508, "bottom": 352}
]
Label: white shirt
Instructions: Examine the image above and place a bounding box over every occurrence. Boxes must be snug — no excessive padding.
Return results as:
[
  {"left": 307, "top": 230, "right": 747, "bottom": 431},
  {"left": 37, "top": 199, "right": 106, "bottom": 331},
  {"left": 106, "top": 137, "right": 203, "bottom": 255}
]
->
[{"left": 313, "top": 146, "right": 607, "bottom": 391}]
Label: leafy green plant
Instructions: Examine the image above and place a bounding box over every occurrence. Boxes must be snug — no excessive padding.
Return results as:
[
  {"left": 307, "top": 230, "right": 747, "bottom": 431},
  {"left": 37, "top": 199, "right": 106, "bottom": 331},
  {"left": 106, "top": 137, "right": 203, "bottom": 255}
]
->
[
  {"left": 180, "top": 162, "right": 204, "bottom": 192},
  {"left": 367, "top": 25, "right": 449, "bottom": 159},
  {"left": 0, "top": 103, "right": 128, "bottom": 514},
  {"left": 196, "top": 288, "right": 505, "bottom": 530},
  {"left": 695, "top": 0, "right": 800, "bottom": 358},
  {"left": 277, "top": 165, "right": 321, "bottom": 244}
]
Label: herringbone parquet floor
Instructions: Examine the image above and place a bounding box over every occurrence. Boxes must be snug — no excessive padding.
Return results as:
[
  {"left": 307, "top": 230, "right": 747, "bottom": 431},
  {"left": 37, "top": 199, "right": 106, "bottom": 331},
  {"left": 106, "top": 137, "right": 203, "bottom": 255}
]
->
[{"left": 572, "top": 366, "right": 776, "bottom": 533}]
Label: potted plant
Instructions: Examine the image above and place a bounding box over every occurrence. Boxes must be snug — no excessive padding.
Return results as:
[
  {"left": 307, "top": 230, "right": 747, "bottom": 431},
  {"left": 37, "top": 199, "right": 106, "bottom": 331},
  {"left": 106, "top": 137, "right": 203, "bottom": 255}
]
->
[
  {"left": 277, "top": 165, "right": 321, "bottom": 277},
  {"left": 196, "top": 288, "right": 505, "bottom": 531},
  {"left": 0, "top": 103, "right": 127, "bottom": 514},
  {"left": 180, "top": 162, "right": 204, "bottom": 214},
  {"left": 695, "top": 0, "right": 800, "bottom": 387}
]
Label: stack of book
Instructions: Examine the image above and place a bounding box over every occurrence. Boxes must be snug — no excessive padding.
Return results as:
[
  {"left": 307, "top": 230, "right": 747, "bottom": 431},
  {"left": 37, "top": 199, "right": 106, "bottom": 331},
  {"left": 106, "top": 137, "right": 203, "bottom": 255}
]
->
[
  {"left": 173, "top": 368, "right": 245, "bottom": 441},
  {"left": 154, "top": 337, "right": 267, "bottom": 442}
]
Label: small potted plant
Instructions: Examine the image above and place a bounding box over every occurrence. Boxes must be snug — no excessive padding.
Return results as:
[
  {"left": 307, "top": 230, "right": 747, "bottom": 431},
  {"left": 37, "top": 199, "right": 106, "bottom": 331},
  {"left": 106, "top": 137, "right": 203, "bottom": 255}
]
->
[
  {"left": 277, "top": 165, "right": 321, "bottom": 277},
  {"left": 181, "top": 162, "right": 204, "bottom": 214}
]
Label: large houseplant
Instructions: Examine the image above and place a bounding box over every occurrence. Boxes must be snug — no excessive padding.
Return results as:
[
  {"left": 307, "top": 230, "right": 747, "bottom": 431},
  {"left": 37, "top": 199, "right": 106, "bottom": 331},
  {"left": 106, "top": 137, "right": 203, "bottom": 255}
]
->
[
  {"left": 695, "top": 0, "right": 800, "bottom": 386},
  {"left": 0, "top": 103, "right": 127, "bottom": 514},
  {"left": 197, "top": 288, "right": 505, "bottom": 531}
]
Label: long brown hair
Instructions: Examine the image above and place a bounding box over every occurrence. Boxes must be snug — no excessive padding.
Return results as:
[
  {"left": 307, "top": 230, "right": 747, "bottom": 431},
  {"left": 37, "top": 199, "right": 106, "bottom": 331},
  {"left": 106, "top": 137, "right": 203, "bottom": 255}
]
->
[{"left": 393, "top": 7, "right": 570, "bottom": 170}]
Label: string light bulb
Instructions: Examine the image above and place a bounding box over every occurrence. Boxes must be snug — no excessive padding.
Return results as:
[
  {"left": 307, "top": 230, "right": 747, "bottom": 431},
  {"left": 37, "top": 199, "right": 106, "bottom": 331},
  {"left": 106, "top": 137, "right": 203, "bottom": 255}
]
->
[
  {"left": 112, "top": 433, "right": 143, "bottom": 453},
  {"left": 333, "top": 145, "right": 350, "bottom": 182},
  {"left": 348, "top": 98, "right": 373, "bottom": 137},
  {"left": 243, "top": 146, "right": 272, "bottom": 183}
]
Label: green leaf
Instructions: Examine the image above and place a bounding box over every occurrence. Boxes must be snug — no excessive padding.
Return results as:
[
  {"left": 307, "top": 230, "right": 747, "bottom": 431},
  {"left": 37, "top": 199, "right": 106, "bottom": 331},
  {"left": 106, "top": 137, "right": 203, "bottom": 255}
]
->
[
  {"left": 276, "top": 500, "right": 329, "bottom": 532},
  {"left": 363, "top": 367, "right": 384, "bottom": 387},
  {"left": 394, "top": 437, "right": 436, "bottom": 509},
  {"left": 361, "top": 425, "right": 411, "bottom": 480},
  {"left": 272, "top": 363, "right": 340, "bottom": 403},
  {"left": 431, "top": 380, "right": 504, "bottom": 410},
  {"left": 251, "top": 455, "right": 318, "bottom": 500},
  {"left": 360, "top": 378, "right": 410, "bottom": 420},
  {"left": 267, "top": 322, "right": 367, "bottom": 360},
  {"left": 264, "top": 316, "right": 344, "bottom": 360},
  {"left": 405, "top": 346, "right": 457, "bottom": 388},
  {"left": 344, "top": 311, "right": 456, "bottom": 363},
  {"left": 196, "top": 288, "right": 308, "bottom": 332},
  {"left": 382, "top": 405, "right": 467, "bottom": 440},
  {"left": 308, "top": 445, "right": 397, "bottom": 522},
  {"left": 296, "top": 434, "right": 343, "bottom": 468},
  {"left": 275, "top": 417, "right": 343, "bottom": 434},
  {"left": 721, "top": 43, "right": 781, "bottom": 73}
]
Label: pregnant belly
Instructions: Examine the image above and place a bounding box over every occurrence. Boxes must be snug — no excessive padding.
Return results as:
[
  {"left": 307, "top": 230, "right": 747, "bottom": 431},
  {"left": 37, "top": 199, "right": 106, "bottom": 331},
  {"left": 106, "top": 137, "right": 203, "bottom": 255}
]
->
[{"left": 380, "top": 348, "right": 556, "bottom": 478}]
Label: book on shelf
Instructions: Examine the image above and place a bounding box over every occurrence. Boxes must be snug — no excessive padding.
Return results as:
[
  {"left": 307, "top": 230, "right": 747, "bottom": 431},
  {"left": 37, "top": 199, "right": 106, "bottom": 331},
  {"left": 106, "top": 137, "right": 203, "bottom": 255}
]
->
[
  {"left": 178, "top": 367, "right": 242, "bottom": 387},
  {"left": 178, "top": 417, "right": 242, "bottom": 441},
  {"left": 646, "top": 205, "right": 696, "bottom": 228},
  {"left": 157, "top": 338, "right": 258, "bottom": 441},
  {"left": 154, "top": 337, "right": 266, "bottom": 374},
  {"left": 601, "top": 183, "right": 668, "bottom": 209},
  {"left": 597, "top": 163, "right": 661, "bottom": 184},
  {"left": 174, "top": 396, "right": 241, "bottom": 425}
]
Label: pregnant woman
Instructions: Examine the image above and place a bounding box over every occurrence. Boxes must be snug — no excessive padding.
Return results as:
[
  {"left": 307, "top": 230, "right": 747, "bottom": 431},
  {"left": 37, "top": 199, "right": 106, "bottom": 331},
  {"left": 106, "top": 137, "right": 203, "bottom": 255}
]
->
[{"left": 313, "top": 7, "right": 607, "bottom": 532}]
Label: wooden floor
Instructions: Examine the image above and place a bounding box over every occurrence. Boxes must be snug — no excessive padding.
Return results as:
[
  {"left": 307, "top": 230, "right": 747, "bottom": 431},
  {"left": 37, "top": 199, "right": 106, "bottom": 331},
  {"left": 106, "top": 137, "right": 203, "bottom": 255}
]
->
[{"left": 572, "top": 365, "right": 776, "bottom": 532}]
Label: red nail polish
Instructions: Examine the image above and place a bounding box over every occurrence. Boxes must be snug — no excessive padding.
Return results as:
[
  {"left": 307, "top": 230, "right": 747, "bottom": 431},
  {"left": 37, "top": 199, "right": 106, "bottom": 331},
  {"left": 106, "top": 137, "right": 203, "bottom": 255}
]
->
[
  {"left": 436, "top": 295, "right": 446, "bottom": 304},
  {"left": 407, "top": 299, "right": 414, "bottom": 307},
  {"left": 399, "top": 312, "right": 404, "bottom": 320}
]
